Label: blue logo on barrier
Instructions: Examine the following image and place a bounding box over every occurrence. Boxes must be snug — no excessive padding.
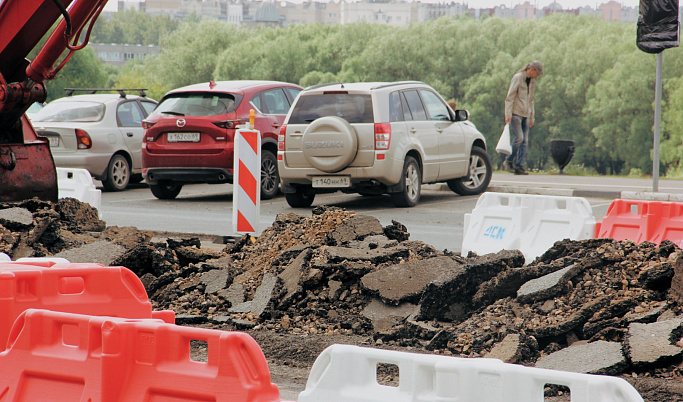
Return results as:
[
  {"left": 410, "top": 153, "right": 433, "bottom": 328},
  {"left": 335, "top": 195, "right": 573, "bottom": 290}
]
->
[{"left": 483, "top": 225, "right": 506, "bottom": 240}]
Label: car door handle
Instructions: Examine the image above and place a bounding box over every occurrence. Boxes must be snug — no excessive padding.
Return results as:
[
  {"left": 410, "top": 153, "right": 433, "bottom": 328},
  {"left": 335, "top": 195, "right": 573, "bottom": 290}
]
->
[
  {"left": 126, "top": 132, "right": 134, "bottom": 137},
  {"left": 437, "top": 129, "right": 444, "bottom": 133},
  {"left": 272, "top": 123, "right": 280, "bottom": 128},
  {"left": 409, "top": 128, "right": 417, "bottom": 134}
]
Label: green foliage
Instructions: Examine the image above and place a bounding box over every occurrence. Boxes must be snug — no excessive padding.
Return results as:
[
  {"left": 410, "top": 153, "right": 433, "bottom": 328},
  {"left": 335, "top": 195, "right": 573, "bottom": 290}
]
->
[
  {"left": 116, "top": 19, "right": 249, "bottom": 95},
  {"left": 300, "top": 71, "right": 338, "bottom": 87},
  {"left": 44, "top": 47, "right": 109, "bottom": 102},
  {"left": 662, "top": 76, "right": 683, "bottom": 170},
  {"left": 92, "top": 9, "right": 179, "bottom": 45}
]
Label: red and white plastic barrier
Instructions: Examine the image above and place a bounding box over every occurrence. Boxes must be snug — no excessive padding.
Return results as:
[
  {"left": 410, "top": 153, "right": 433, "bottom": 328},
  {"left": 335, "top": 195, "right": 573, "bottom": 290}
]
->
[
  {"left": 0, "top": 262, "right": 174, "bottom": 348},
  {"left": 596, "top": 199, "right": 683, "bottom": 247},
  {"left": 463, "top": 196, "right": 683, "bottom": 260},
  {"left": 0, "top": 309, "right": 282, "bottom": 402},
  {"left": 298, "top": 344, "right": 644, "bottom": 402},
  {"left": 462, "top": 193, "right": 595, "bottom": 263},
  {"left": 233, "top": 121, "right": 261, "bottom": 234}
]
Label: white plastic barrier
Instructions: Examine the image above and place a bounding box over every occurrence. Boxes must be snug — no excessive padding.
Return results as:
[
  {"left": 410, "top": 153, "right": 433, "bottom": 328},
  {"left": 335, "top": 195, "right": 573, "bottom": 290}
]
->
[
  {"left": 0, "top": 256, "right": 70, "bottom": 263},
  {"left": 56, "top": 168, "right": 102, "bottom": 216},
  {"left": 298, "top": 344, "right": 643, "bottom": 402},
  {"left": 461, "top": 193, "right": 596, "bottom": 264},
  {"left": 16, "top": 257, "right": 71, "bottom": 264}
]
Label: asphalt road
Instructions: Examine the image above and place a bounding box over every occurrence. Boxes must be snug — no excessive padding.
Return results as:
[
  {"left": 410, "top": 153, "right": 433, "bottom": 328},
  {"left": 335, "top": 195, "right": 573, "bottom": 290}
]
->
[{"left": 98, "top": 172, "right": 628, "bottom": 252}]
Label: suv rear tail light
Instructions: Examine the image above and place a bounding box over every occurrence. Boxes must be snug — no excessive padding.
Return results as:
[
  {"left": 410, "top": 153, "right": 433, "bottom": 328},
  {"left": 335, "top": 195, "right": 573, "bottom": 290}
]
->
[
  {"left": 278, "top": 125, "right": 286, "bottom": 151},
  {"left": 213, "top": 119, "right": 247, "bottom": 129},
  {"left": 142, "top": 120, "right": 156, "bottom": 130},
  {"left": 374, "top": 123, "right": 391, "bottom": 150},
  {"left": 75, "top": 129, "right": 92, "bottom": 149}
]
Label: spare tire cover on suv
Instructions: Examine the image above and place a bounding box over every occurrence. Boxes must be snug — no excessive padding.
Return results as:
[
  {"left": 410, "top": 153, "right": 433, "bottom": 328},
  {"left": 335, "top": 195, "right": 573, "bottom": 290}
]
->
[{"left": 302, "top": 116, "right": 358, "bottom": 173}]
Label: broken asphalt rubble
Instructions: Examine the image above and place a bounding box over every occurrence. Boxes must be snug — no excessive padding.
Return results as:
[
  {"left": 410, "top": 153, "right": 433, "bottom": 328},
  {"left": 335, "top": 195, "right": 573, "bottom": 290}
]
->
[{"left": 4, "top": 198, "right": 683, "bottom": 382}]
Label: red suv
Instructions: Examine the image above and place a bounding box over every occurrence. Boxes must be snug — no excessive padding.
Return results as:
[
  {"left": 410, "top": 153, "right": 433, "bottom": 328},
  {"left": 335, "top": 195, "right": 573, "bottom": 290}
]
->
[{"left": 141, "top": 81, "right": 302, "bottom": 199}]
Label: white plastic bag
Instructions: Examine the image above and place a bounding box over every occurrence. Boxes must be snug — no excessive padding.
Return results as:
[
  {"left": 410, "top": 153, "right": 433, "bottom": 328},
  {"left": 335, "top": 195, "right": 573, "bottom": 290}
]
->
[{"left": 495, "top": 124, "right": 512, "bottom": 155}]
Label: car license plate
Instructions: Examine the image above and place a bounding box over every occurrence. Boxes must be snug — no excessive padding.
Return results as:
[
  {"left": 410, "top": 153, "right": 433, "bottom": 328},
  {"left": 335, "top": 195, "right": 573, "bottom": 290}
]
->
[
  {"left": 48, "top": 137, "right": 59, "bottom": 147},
  {"left": 167, "top": 132, "right": 200, "bottom": 142},
  {"left": 312, "top": 176, "right": 350, "bottom": 188}
]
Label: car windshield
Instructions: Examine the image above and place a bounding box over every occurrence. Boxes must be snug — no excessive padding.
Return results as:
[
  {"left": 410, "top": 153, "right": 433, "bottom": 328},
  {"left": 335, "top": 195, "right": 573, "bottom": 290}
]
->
[
  {"left": 32, "top": 101, "right": 105, "bottom": 122},
  {"left": 288, "top": 93, "right": 373, "bottom": 124},
  {"left": 26, "top": 103, "right": 44, "bottom": 114},
  {"left": 154, "top": 92, "right": 238, "bottom": 117}
]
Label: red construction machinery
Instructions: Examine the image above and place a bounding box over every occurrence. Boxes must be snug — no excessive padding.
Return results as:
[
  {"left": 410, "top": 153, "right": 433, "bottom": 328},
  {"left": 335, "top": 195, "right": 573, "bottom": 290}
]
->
[{"left": 0, "top": 0, "right": 108, "bottom": 201}]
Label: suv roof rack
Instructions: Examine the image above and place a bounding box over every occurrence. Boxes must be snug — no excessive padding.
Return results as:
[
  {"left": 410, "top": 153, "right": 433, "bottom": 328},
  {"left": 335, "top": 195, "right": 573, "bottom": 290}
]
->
[
  {"left": 64, "top": 88, "right": 148, "bottom": 98},
  {"left": 371, "top": 81, "right": 426, "bottom": 90}
]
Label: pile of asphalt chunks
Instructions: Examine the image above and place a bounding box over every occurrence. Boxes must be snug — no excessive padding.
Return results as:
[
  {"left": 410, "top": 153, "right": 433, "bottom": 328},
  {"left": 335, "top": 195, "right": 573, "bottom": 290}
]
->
[{"left": 3, "top": 198, "right": 683, "bottom": 379}]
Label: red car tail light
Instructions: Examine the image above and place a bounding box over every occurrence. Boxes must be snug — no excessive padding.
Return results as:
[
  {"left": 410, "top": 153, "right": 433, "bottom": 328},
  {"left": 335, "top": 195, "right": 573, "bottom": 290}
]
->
[
  {"left": 75, "top": 129, "right": 92, "bottom": 149},
  {"left": 142, "top": 120, "right": 156, "bottom": 130},
  {"left": 374, "top": 123, "right": 391, "bottom": 150},
  {"left": 213, "top": 119, "right": 247, "bottom": 129},
  {"left": 278, "top": 125, "right": 286, "bottom": 151}
]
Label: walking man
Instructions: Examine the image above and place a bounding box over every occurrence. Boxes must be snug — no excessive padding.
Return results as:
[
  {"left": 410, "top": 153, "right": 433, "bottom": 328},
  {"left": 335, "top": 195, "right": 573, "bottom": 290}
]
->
[{"left": 503, "top": 60, "right": 543, "bottom": 175}]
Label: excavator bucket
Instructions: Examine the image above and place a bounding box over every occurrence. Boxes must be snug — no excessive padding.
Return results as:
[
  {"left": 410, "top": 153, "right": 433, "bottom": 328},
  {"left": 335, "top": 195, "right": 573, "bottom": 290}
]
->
[{"left": 0, "top": 116, "right": 58, "bottom": 202}]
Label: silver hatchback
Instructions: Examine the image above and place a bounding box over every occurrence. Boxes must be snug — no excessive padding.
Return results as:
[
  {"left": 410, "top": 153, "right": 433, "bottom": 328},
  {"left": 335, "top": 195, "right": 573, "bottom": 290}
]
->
[{"left": 32, "top": 89, "right": 157, "bottom": 191}]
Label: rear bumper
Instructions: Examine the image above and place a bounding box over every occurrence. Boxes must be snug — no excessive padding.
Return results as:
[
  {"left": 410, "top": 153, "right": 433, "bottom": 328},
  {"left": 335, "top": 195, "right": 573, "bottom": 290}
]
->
[
  {"left": 52, "top": 153, "right": 112, "bottom": 179},
  {"left": 277, "top": 153, "right": 405, "bottom": 189},
  {"left": 143, "top": 168, "right": 233, "bottom": 185}
]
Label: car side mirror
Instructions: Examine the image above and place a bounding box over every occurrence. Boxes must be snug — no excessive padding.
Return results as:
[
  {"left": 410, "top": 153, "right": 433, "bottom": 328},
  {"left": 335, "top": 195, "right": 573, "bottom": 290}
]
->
[{"left": 453, "top": 109, "right": 469, "bottom": 122}]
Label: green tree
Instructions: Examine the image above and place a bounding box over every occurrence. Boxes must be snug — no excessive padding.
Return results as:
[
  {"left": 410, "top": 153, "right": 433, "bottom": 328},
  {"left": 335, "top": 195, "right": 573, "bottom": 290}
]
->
[
  {"left": 44, "top": 47, "right": 109, "bottom": 102},
  {"left": 92, "top": 9, "right": 179, "bottom": 45},
  {"left": 26, "top": 31, "right": 110, "bottom": 102},
  {"left": 661, "top": 74, "right": 683, "bottom": 176},
  {"left": 584, "top": 51, "right": 655, "bottom": 174},
  {"left": 139, "top": 19, "right": 249, "bottom": 94},
  {"left": 299, "top": 71, "right": 337, "bottom": 87},
  {"left": 113, "top": 61, "right": 167, "bottom": 101}
]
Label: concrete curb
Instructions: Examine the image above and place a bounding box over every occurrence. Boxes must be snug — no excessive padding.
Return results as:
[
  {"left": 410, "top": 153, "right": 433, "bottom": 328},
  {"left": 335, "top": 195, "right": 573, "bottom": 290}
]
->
[{"left": 424, "top": 184, "right": 682, "bottom": 202}]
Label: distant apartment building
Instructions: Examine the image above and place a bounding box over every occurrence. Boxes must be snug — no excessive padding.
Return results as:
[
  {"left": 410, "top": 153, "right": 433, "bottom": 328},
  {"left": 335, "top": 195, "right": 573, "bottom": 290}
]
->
[
  {"left": 90, "top": 43, "right": 160, "bottom": 67},
  {"left": 601, "top": 1, "right": 638, "bottom": 23},
  {"left": 415, "top": 2, "right": 467, "bottom": 21},
  {"left": 577, "top": 6, "right": 600, "bottom": 17},
  {"left": 601, "top": 0, "right": 622, "bottom": 21},
  {"left": 143, "top": 0, "right": 242, "bottom": 22},
  {"left": 492, "top": 5, "right": 514, "bottom": 19},
  {"left": 339, "top": 1, "right": 414, "bottom": 26},
  {"left": 242, "top": 1, "right": 282, "bottom": 27},
  {"left": 279, "top": 1, "right": 340, "bottom": 26},
  {"left": 515, "top": 1, "right": 535, "bottom": 20}
]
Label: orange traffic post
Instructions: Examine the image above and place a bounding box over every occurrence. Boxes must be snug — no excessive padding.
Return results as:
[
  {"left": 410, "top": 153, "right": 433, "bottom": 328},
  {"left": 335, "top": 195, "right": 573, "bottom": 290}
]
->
[{"left": 233, "top": 111, "right": 261, "bottom": 235}]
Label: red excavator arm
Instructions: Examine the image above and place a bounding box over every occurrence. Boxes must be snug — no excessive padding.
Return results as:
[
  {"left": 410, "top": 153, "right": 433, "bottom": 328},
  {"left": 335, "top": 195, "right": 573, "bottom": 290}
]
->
[{"left": 0, "top": 0, "right": 108, "bottom": 202}]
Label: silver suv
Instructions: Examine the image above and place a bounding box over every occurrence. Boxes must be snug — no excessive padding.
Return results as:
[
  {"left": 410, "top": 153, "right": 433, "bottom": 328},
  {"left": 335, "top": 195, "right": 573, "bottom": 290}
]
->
[{"left": 277, "top": 81, "right": 492, "bottom": 207}]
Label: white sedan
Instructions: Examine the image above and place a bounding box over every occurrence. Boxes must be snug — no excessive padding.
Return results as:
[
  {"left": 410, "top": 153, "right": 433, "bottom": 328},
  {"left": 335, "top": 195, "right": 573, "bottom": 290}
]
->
[{"left": 32, "top": 90, "right": 157, "bottom": 191}]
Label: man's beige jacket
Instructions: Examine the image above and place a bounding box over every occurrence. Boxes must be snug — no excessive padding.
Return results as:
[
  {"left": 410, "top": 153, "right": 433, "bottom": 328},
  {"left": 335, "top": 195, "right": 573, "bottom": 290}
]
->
[{"left": 505, "top": 71, "right": 535, "bottom": 125}]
